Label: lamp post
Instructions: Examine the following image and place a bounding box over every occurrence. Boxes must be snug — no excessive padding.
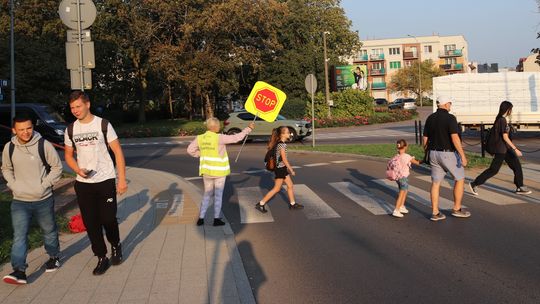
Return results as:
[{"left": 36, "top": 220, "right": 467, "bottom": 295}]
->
[
  {"left": 408, "top": 34, "right": 422, "bottom": 107},
  {"left": 10, "top": 0, "right": 16, "bottom": 120},
  {"left": 323, "top": 31, "right": 331, "bottom": 118}
]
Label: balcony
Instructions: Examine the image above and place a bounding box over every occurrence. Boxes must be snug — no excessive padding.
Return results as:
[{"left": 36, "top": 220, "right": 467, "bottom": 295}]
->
[
  {"left": 357, "top": 54, "right": 369, "bottom": 61},
  {"left": 439, "top": 49, "right": 463, "bottom": 57},
  {"left": 369, "top": 54, "right": 385, "bottom": 61},
  {"left": 370, "top": 68, "right": 386, "bottom": 75},
  {"left": 439, "top": 63, "right": 463, "bottom": 71},
  {"left": 371, "top": 82, "right": 386, "bottom": 90},
  {"left": 403, "top": 51, "right": 418, "bottom": 60}
]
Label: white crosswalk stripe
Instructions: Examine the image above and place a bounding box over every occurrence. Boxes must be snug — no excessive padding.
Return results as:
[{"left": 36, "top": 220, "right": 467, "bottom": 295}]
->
[
  {"left": 237, "top": 187, "right": 274, "bottom": 224},
  {"left": 329, "top": 182, "right": 393, "bottom": 215},
  {"left": 416, "top": 175, "right": 527, "bottom": 206},
  {"left": 374, "top": 179, "right": 465, "bottom": 210},
  {"left": 293, "top": 184, "right": 340, "bottom": 219}
]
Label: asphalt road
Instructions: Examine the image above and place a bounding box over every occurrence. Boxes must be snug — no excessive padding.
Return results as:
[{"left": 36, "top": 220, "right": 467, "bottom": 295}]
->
[{"left": 123, "top": 139, "right": 540, "bottom": 304}]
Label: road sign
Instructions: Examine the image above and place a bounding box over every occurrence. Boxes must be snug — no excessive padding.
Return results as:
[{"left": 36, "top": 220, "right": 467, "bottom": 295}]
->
[
  {"left": 66, "top": 41, "right": 95, "bottom": 69},
  {"left": 58, "top": 0, "right": 97, "bottom": 30},
  {"left": 305, "top": 74, "right": 317, "bottom": 94},
  {"left": 70, "top": 69, "right": 92, "bottom": 90},
  {"left": 67, "top": 29, "right": 91, "bottom": 42},
  {"left": 244, "top": 81, "right": 287, "bottom": 122}
]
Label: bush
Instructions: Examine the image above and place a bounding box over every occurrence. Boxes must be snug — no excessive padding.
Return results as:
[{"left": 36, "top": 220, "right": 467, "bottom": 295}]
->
[
  {"left": 303, "top": 108, "right": 417, "bottom": 128},
  {"left": 282, "top": 98, "right": 308, "bottom": 120},
  {"left": 416, "top": 97, "right": 433, "bottom": 106},
  {"left": 308, "top": 89, "right": 374, "bottom": 119}
]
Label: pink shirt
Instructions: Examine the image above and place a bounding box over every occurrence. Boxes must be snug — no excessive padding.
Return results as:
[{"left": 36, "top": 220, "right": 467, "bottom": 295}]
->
[
  {"left": 187, "top": 127, "right": 252, "bottom": 158},
  {"left": 398, "top": 153, "right": 414, "bottom": 178}
]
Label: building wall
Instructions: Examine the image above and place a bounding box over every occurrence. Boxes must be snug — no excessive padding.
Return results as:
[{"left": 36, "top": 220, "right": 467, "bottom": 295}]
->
[{"left": 348, "top": 35, "right": 469, "bottom": 102}]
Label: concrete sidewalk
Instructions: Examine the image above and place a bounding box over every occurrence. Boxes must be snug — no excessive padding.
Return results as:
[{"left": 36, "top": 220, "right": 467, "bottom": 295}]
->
[{"left": 0, "top": 167, "right": 255, "bottom": 304}]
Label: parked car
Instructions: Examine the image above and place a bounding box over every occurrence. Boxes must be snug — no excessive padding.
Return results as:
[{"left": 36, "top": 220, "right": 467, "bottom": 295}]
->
[
  {"left": 388, "top": 98, "right": 417, "bottom": 110},
  {"left": 223, "top": 112, "right": 312, "bottom": 141},
  {"left": 0, "top": 103, "right": 67, "bottom": 146},
  {"left": 374, "top": 98, "right": 388, "bottom": 106}
]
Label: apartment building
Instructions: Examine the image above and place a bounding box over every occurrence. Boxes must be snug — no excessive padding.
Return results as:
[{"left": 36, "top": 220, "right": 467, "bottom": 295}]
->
[{"left": 349, "top": 35, "right": 469, "bottom": 101}]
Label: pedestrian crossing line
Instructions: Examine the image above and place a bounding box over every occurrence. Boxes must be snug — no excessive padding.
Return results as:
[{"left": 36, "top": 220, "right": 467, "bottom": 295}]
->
[
  {"left": 329, "top": 182, "right": 393, "bottom": 215},
  {"left": 243, "top": 169, "right": 267, "bottom": 174},
  {"left": 185, "top": 173, "right": 241, "bottom": 181},
  {"left": 416, "top": 176, "right": 526, "bottom": 206},
  {"left": 374, "top": 179, "right": 464, "bottom": 210},
  {"left": 237, "top": 187, "right": 274, "bottom": 224},
  {"left": 304, "top": 163, "right": 330, "bottom": 167},
  {"left": 293, "top": 184, "right": 340, "bottom": 220},
  {"left": 331, "top": 160, "right": 356, "bottom": 164}
]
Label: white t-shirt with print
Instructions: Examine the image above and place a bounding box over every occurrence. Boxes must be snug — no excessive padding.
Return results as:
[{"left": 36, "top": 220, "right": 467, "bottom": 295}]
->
[{"left": 64, "top": 115, "right": 118, "bottom": 183}]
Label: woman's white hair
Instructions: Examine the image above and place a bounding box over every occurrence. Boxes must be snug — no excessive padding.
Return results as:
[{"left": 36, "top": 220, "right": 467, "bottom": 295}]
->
[{"left": 205, "top": 117, "right": 220, "bottom": 129}]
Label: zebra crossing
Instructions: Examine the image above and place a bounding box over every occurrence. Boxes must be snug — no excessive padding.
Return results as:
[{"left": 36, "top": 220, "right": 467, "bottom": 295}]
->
[{"left": 232, "top": 178, "right": 533, "bottom": 224}]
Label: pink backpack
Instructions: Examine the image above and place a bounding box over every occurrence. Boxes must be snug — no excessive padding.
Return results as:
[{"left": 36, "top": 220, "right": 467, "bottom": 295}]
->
[{"left": 386, "top": 154, "right": 404, "bottom": 181}]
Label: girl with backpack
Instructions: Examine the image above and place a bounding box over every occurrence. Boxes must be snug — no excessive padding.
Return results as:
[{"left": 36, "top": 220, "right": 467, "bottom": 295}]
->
[
  {"left": 388, "top": 139, "right": 421, "bottom": 218},
  {"left": 469, "top": 101, "right": 532, "bottom": 195},
  {"left": 255, "top": 126, "right": 304, "bottom": 213}
]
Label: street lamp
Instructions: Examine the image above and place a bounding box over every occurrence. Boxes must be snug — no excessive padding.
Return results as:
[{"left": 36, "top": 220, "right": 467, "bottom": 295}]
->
[
  {"left": 407, "top": 34, "right": 422, "bottom": 107},
  {"left": 323, "top": 31, "right": 331, "bottom": 118},
  {"left": 10, "top": 0, "right": 16, "bottom": 120}
]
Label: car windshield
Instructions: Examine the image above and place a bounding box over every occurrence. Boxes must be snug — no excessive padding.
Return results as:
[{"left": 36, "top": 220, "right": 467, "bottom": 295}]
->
[
  {"left": 41, "top": 106, "right": 65, "bottom": 123},
  {"left": 276, "top": 115, "right": 286, "bottom": 121}
]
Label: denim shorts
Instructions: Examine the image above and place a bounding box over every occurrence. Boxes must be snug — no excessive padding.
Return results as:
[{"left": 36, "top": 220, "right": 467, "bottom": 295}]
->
[{"left": 396, "top": 177, "right": 409, "bottom": 190}]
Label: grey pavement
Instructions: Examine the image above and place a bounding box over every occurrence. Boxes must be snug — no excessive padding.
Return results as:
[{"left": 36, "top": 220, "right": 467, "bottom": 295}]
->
[{"left": 0, "top": 167, "right": 255, "bottom": 304}]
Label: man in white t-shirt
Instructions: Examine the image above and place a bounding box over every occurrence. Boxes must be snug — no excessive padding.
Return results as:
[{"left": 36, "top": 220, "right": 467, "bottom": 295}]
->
[{"left": 64, "top": 90, "right": 128, "bottom": 276}]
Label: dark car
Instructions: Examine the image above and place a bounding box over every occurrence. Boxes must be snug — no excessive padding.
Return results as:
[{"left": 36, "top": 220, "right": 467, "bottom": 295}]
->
[
  {"left": 374, "top": 98, "right": 388, "bottom": 106},
  {"left": 388, "top": 98, "right": 417, "bottom": 110},
  {"left": 0, "top": 103, "right": 67, "bottom": 146}
]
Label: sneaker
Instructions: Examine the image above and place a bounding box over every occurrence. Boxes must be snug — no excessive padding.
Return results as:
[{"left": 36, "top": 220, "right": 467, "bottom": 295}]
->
[
  {"left": 451, "top": 209, "right": 471, "bottom": 218},
  {"left": 469, "top": 182, "right": 479, "bottom": 196},
  {"left": 430, "top": 212, "right": 446, "bottom": 221},
  {"left": 3, "top": 270, "right": 27, "bottom": 285},
  {"left": 399, "top": 206, "right": 409, "bottom": 214},
  {"left": 255, "top": 203, "right": 267, "bottom": 213},
  {"left": 196, "top": 218, "right": 204, "bottom": 226},
  {"left": 93, "top": 257, "right": 110, "bottom": 276},
  {"left": 111, "top": 243, "right": 123, "bottom": 266},
  {"left": 392, "top": 210, "right": 404, "bottom": 218},
  {"left": 45, "top": 257, "right": 61, "bottom": 272},
  {"left": 213, "top": 218, "right": 225, "bottom": 226},
  {"left": 288, "top": 203, "right": 304, "bottom": 210},
  {"left": 516, "top": 186, "right": 532, "bottom": 195}
]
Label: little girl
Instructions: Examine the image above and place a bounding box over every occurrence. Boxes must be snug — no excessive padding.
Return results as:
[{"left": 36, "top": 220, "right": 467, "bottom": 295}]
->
[
  {"left": 255, "top": 126, "right": 304, "bottom": 213},
  {"left": 392, "top": 139, "right": 421, "bottom": 218}
]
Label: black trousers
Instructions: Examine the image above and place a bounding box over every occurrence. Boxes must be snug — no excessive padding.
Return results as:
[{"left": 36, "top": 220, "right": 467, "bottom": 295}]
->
[
  {"left": 74, "top": 179, "right": 119, "bottom": 257},
  {"left": 473, "top": 151, "right": 524, "bottom": 187}
]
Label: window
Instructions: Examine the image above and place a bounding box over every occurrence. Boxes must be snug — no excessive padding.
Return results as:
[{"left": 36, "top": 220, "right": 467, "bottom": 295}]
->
[
  {"left": 404, "top": 60, "right": 412, "bottom": 67},
  {"left": 424, "top": 45, "right": 432, "bottom": 53},
  {"left": 390, "top": 61, "right": 401, "bottom": 69},
  {"left": 371, "top": 48, "right": 383, "bottom": 55},
  {"left": 371, "top": 62, "right": 383, "bottom": 70},
  {"left": 238, "top": 113, "right": 263, "bottom": 121},
  {"left": 389, "top": 47, "right": 400, "bottom": 55},
  {"left": 445, "top": 58, "right": 457, "bottom": 65},
  {"left": 359, "top": 50, "right": 367, "bottom": 56},
  {"left": 444, "top": 44, "right": 456, "bottom": 51}
]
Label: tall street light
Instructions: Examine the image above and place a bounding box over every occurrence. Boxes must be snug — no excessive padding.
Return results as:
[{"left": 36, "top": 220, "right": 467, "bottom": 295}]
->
[
  {"left": 323, "top": 31, "right": 331, "bottom": 118},
  {"left": 407, "top": 34, "right": 422, "bottom": 107},
  {"left": 10, "top": 0, "right": 16, "bottom": 120}
]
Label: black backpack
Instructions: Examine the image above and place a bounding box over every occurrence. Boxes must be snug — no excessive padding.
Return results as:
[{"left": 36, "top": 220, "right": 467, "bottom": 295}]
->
[
  {"left": 67, "top": 118, "right": 116, "bottom": 166},
  {"left": 9, "top": 137, "right": 51, "bottom": 174},
  {"left": 264, "top": 146, "right": 276, "bottom": 171}
]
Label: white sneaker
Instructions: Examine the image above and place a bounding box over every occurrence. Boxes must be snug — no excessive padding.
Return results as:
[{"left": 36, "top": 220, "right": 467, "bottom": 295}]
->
[
  {"left": 392, "top": 210, "right": 404, "bottom": 218},
  {"left": 399, "top": 206, "right": 409, "bottom": 214}
]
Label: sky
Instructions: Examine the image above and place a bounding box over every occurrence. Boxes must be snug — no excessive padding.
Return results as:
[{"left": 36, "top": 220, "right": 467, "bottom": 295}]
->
[{"left": 340, "top": 0, "right": 539, "bottom": 68}]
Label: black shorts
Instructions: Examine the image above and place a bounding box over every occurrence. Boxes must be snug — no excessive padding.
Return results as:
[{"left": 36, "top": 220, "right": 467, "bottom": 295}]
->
[{"left": 274, "top": 167, "right": 289, "bottom": 179}]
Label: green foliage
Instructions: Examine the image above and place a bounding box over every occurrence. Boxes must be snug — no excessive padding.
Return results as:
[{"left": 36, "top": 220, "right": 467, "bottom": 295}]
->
[
  {"left": 309, "top": 89, "right": 374, "bottom": 119},
  {"left": 115, "top": 119, "right": 206, "bottom": 138},
  {"left": 389, "top": 60, "right": 445, "bottom": 99},
  {"left": 282, "top": 98, "right": 308, "bottom": 120}
]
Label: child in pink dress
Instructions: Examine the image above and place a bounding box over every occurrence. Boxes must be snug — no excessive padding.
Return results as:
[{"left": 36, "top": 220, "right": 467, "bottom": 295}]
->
[{"left": 392, "top": 139, "right": 421, "bottom": 218}]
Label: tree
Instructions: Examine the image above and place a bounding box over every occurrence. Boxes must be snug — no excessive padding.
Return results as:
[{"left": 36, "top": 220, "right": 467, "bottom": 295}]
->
[{"left": 389, "top": 60, "right": 445, "bottom": 100}]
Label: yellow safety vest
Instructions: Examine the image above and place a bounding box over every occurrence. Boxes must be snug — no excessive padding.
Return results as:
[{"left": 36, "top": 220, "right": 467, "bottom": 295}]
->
[{"left": 197, "top": 131, "right": 231, "bottom": 177}]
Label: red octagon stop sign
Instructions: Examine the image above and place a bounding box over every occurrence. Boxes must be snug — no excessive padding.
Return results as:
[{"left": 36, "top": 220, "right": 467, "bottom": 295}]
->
[{"left": 253, "top": 88, "right": 279, "bottom": 113}]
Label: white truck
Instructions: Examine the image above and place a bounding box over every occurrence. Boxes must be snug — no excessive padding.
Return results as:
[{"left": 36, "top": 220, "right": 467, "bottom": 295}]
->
[{"left": 432, "top": 72, "right": 540, "bottom": 131}]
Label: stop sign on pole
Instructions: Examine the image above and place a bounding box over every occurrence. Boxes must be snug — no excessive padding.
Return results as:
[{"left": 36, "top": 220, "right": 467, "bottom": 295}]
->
[{"left": 244, "top": 81, "right": 287, "bottom": 122}]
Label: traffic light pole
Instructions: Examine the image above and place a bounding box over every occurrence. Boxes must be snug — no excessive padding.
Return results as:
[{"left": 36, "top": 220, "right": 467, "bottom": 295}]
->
[{"left": 10, "top": 0, "right": 16, "bottom": 120}]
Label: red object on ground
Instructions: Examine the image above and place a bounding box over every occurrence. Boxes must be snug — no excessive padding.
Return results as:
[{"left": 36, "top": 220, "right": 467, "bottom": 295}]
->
[{"left": 68, "top": 213, "right": 86, "bottom": 233}]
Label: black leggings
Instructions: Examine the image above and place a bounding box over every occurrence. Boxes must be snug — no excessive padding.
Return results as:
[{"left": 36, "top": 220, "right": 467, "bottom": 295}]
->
[
  {"left": 74, "top": 179, "right": 119, "bottom": 257},
  {"left": 473, "top": 151, "right": 524, "bottom": 187}
]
